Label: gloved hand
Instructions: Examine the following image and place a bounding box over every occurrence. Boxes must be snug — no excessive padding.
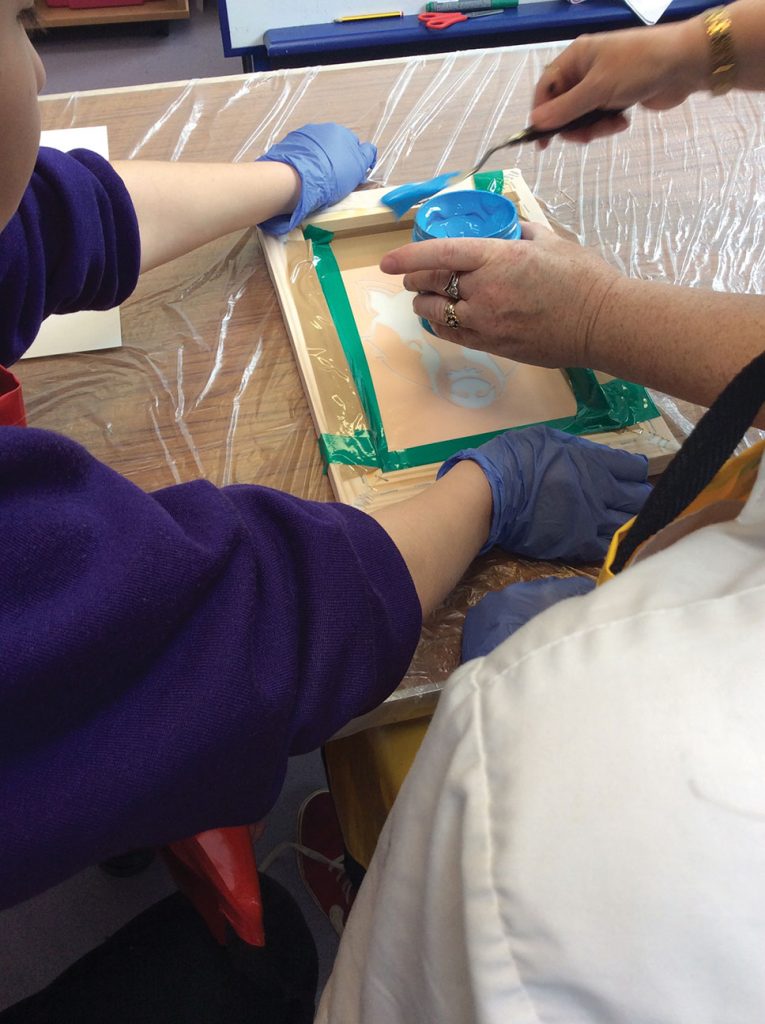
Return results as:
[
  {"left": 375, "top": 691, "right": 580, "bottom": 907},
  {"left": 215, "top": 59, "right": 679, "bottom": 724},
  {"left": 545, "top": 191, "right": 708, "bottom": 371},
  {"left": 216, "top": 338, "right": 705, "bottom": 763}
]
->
[
  {"left": 438, "top": 424, "right": 651, "bottom": 563},
  {"left": 462, "top": 575, "right": 596, "bottom": 661},
  {"left": 257, "top": 123, "right": 377, "bottom": 237}
]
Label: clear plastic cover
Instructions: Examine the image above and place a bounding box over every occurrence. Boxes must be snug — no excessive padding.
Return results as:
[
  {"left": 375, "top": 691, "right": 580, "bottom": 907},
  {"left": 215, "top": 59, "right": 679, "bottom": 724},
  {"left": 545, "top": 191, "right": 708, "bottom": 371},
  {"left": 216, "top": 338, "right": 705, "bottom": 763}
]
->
[{"left": 24, "top": 46, "right": 765, "bottom": 727}]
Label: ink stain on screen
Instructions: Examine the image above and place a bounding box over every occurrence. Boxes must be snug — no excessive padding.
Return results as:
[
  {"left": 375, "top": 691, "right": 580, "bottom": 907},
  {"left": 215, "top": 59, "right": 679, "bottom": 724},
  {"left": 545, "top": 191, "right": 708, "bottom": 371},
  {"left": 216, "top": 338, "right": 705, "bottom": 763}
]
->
[{"left": 364, "top": 285, "right": 509, "bottom": 410}]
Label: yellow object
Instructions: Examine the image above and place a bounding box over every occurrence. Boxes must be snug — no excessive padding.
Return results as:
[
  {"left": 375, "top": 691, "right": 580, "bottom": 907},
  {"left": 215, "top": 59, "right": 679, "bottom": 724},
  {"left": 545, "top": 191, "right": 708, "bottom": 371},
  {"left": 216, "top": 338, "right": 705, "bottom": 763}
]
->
[
  {"left": 600, "top": 438, "right": 765, "bottom": 583},
  {"left": 704, "top": 6, "right": 736, "bottom": 95},
  {"left": 334, "top": 11, "right": 403, "bottom": 21},
  {"left": 324, "top": 717, "right": 430, "bottom": 869}
]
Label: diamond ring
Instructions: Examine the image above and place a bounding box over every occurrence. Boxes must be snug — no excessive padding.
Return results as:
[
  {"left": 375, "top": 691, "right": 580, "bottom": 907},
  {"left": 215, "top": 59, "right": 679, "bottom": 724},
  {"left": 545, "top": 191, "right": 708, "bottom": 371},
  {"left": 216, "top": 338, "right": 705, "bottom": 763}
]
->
[{"left": 444, "top": 272, "right": 461, "bottom": 302}]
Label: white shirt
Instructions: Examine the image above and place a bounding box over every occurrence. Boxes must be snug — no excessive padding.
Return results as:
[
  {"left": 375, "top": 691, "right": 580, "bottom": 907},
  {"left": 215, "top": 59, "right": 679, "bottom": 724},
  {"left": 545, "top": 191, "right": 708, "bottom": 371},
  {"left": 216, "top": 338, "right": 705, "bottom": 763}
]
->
[{"left": 317, "top": 456, "right": 765, "bottom": 1024}]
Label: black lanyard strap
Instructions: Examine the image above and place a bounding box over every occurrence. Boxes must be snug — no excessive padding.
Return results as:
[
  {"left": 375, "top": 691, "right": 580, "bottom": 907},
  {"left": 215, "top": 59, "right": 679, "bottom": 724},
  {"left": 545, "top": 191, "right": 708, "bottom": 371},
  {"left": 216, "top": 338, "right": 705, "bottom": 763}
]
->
[{"left": 610, "top": 349, "right": 765, "bottom": 574}]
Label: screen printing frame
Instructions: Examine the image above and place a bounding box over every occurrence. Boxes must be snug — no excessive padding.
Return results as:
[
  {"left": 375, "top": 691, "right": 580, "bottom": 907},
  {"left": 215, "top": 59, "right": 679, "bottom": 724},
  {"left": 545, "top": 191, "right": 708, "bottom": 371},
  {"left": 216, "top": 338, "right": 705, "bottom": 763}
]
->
[{"left": 261, "top": 169, "right": 679, "bottom": 511}]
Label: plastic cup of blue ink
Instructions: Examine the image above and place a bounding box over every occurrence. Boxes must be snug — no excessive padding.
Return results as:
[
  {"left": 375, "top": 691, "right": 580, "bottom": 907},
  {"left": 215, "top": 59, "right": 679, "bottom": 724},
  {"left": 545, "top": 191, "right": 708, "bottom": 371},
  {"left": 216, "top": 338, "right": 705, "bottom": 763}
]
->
[
  {"left": 413, "top": 189, "right": 521, "bottom": 243},
  {"left": 412, "top": 190, "right": 521, "bottom": 332}
]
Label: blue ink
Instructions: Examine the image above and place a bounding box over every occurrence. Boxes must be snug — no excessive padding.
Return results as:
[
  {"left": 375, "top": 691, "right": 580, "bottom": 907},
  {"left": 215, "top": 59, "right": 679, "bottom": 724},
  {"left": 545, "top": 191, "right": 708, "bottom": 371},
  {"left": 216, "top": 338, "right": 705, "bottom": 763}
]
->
[
  {"left": 381, "top": 172, "right": 461, "bottom": 219},
  {"left": 364, "top": 284, "right": 508, "bottom": 410},
  {"left": 413, "top": 191, "right": 521, "bottom": 242},
  {"left": 446, "top": 347, "right": 507, "bottom": 409}
]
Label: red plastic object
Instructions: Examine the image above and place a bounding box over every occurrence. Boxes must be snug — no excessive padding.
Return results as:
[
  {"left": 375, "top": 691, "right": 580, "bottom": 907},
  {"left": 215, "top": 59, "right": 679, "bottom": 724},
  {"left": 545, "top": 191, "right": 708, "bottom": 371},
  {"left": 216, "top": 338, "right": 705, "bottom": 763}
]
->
[
  {"left": 45, "top": 0, "right": 145, "bottom": 8},
  {"left": 0, "top": 366, "right": 26, "bottom": 427},
  {"left": 163, "top": 826, "right": 266, "bottom": 947}
]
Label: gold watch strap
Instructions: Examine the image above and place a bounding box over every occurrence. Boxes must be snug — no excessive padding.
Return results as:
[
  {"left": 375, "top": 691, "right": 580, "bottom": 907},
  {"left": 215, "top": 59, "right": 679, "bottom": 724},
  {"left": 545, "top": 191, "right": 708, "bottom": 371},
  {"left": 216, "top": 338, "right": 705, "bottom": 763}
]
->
[{"left": 705, "top": 6, "right": 736, "bottom": 96}]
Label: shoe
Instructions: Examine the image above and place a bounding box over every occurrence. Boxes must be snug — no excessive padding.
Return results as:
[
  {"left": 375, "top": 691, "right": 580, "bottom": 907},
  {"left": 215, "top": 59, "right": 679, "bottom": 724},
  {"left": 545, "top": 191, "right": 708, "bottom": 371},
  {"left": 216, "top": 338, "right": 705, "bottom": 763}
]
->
[
  {"left": 296, "top": 790, "right": 356, "bottom": 935},
  {"left": 99, "top": 848, "right": 155, "bottom": 877}
]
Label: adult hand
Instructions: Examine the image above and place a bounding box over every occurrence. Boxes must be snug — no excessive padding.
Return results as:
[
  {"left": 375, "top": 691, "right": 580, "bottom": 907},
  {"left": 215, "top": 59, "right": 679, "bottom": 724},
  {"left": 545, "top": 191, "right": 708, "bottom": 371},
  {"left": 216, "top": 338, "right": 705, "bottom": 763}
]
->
[
  {"left": 257, "top": 123, "right": 377, "bottom": 236},
  {"left": 380, "top": 223, "right": 621, "bottom": 369},
  {"left": 531, "top": 21, "right": 707, "bottom": 145},
  {"left": 438, "top": 424, "right": 651, "bottom": 563},
  {"left": 462, "top": 576, "right": 596, "bottom": 661}
]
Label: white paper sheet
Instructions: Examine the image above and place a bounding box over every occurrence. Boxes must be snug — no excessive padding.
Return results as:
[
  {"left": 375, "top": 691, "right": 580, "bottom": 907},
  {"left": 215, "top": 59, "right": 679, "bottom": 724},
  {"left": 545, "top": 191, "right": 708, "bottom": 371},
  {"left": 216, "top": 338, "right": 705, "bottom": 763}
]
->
[
  {"left": 565, "top": 0, "right": 671, "bottom": 24},
  {"left": 622, "top": 0, "right": 672, "bottom": 25},
  {"left": 21, "top": 125, "right": 123, "bottom": 360}
]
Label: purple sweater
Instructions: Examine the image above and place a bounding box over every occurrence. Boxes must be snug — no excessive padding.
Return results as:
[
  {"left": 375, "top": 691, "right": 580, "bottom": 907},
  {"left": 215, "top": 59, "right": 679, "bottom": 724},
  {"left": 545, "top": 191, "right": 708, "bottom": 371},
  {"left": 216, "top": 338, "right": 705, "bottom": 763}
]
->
[{"left": 0, "top": 149, "right": 421, "bottom": 910}]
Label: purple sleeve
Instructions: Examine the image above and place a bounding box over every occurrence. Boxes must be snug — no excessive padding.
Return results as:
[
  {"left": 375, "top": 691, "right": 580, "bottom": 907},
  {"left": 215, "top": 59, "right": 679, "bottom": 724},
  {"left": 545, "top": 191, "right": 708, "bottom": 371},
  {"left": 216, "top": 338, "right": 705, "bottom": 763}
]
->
[
  {"left": 0, "top": 147, "right": 140, "bottom": 365},
  {"left": 0, "top": 428, "right": 421, "bottom": 910}
]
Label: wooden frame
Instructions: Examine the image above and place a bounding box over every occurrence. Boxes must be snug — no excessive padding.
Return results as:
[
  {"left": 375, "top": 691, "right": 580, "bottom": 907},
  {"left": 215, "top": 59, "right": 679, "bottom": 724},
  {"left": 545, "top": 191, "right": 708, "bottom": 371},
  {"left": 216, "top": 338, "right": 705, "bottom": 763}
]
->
[{"left": 261, "top": 170, "right": 678, "bottom": 512}]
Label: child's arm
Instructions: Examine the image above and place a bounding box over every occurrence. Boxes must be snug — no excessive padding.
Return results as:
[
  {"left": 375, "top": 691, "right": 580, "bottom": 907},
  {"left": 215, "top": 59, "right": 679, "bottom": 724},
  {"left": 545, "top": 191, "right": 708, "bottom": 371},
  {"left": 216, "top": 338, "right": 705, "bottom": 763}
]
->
[
  {"left": 112, "top": 123, "right": 376, "bottom": 272},
  {"left": 0, "top": 124, "right": 374, "bottom": 364},
  {"left": 0, "top": 425, "right": 647, "bottom": 911},
  {"left": 0, "top": 147, "right": 141, "bottom": 365},
  {"left": 0, "top": 427, "right": 421, "bottom": 910},
  {"left": 110, "top": 159, "right": 300, "bottom": 273}
]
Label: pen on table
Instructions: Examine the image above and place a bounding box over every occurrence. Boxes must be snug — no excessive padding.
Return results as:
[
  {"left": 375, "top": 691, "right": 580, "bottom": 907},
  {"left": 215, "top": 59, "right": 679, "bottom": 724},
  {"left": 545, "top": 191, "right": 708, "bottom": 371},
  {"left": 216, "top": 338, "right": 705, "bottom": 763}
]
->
[
  {"left": 425, "top": 0, "right": 517, "bottom": 11},
  {"left": 334, "top": 10, "right": 404, "bottom": 21}
]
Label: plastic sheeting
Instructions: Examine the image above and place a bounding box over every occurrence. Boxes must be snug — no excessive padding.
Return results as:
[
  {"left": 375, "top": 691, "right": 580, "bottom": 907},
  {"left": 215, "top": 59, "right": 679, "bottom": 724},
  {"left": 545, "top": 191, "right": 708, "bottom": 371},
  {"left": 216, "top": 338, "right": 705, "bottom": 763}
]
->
[{"left": 23, "top": 45, "right": 765, "bottom": 727}]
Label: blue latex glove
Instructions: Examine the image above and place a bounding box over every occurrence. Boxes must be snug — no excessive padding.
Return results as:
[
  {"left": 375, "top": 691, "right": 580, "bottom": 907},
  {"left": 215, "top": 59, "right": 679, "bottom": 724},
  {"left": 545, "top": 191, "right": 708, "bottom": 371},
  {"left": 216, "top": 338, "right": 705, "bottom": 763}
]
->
[
  {"left": 438, "top": 425, "right": 651, "bottom": 563},
  {"left": 257, "top": 123, "right": 377, "bottom": 237},
  {"left": 462, "top": 576, "right": 596, "bottom": 661}
]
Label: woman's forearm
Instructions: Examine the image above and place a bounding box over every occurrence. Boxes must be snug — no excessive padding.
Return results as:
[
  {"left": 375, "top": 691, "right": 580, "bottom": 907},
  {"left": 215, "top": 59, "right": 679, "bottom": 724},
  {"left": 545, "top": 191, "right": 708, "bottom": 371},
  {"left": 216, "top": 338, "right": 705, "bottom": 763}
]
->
[
  {"left": 589, "top": 275, "right": 765, "bottom": 423},
  {"left": 112, "top": 160, "right": 301, "bottom": 273},
  {"left": 531, "top": 0, "right": 765, "bottom": 133},
  {"left": 683, "top": 0, "right": 765, "bottom": 94}
]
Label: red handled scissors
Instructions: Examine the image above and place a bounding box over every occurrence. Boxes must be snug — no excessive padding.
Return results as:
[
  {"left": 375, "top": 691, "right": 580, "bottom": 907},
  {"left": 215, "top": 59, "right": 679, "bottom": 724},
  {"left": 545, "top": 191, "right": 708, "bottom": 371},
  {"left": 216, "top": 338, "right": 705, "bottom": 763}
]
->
[{"left": 418, "top": 9, "right": 503, "bottom": 29}]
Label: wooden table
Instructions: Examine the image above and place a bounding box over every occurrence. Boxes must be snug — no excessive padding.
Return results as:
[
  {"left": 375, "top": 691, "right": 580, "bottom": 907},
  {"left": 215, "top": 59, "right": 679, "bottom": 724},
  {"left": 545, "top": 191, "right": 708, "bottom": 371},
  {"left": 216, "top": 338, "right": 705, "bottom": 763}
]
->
[{"left": 25, "top": 47, "right": 765, "bottom": 734}]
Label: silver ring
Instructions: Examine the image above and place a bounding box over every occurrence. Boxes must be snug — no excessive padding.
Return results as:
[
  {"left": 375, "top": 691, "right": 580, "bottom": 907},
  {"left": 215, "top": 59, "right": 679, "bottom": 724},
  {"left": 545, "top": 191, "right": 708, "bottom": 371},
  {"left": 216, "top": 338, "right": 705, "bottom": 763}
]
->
[
  {"left": 444, "top": 272, "right": 461, "bottom": 302},
  {"left": 444, "top": 302, "right": 462, "bottom": 330}
]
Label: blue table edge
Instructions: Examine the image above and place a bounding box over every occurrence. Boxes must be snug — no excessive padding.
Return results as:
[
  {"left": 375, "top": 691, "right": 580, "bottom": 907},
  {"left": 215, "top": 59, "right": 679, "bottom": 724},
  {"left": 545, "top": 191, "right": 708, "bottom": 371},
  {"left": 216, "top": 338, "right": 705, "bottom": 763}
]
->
[{"left": 219, "top": 0, "right": 717, "bottom": 69}]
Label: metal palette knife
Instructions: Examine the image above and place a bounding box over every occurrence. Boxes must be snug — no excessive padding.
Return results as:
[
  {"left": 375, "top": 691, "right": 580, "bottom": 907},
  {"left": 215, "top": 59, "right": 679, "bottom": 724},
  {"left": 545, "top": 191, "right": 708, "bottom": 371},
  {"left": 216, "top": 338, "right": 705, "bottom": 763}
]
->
[{"left": 381, "top": 108, "right": 624, "bottom": 219}]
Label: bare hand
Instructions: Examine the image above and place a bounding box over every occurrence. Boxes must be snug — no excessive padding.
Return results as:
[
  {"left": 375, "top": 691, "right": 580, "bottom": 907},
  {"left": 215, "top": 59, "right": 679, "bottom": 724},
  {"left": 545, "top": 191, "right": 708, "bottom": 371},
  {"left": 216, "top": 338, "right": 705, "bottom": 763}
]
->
[
  {"left": 531, "top": 21, "right": 707, "bottom": 145},
  {"left": 379, "top": 223, "right": 621, "bottom": 369}
]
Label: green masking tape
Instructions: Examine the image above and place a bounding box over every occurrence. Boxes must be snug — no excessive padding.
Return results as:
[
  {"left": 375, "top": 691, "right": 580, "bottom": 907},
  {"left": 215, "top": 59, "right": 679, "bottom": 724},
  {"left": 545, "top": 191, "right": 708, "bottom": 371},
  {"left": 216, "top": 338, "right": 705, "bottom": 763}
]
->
[
  {"left": 473, "top": 170, "right": 504, "bottom": 194},
  {"left": 304, "top": 225, "right": 658, "bottom": 471},
  {"left": 319, "top": 430, "right": 378, "bottom": 468}
]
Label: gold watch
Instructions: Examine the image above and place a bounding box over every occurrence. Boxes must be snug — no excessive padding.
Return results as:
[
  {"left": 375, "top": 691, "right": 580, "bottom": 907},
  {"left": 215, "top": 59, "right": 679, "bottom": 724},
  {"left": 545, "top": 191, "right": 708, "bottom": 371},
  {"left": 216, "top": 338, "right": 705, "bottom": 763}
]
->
[{"left": 704, "top": 6, "right": 736, "bottom": 96}]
